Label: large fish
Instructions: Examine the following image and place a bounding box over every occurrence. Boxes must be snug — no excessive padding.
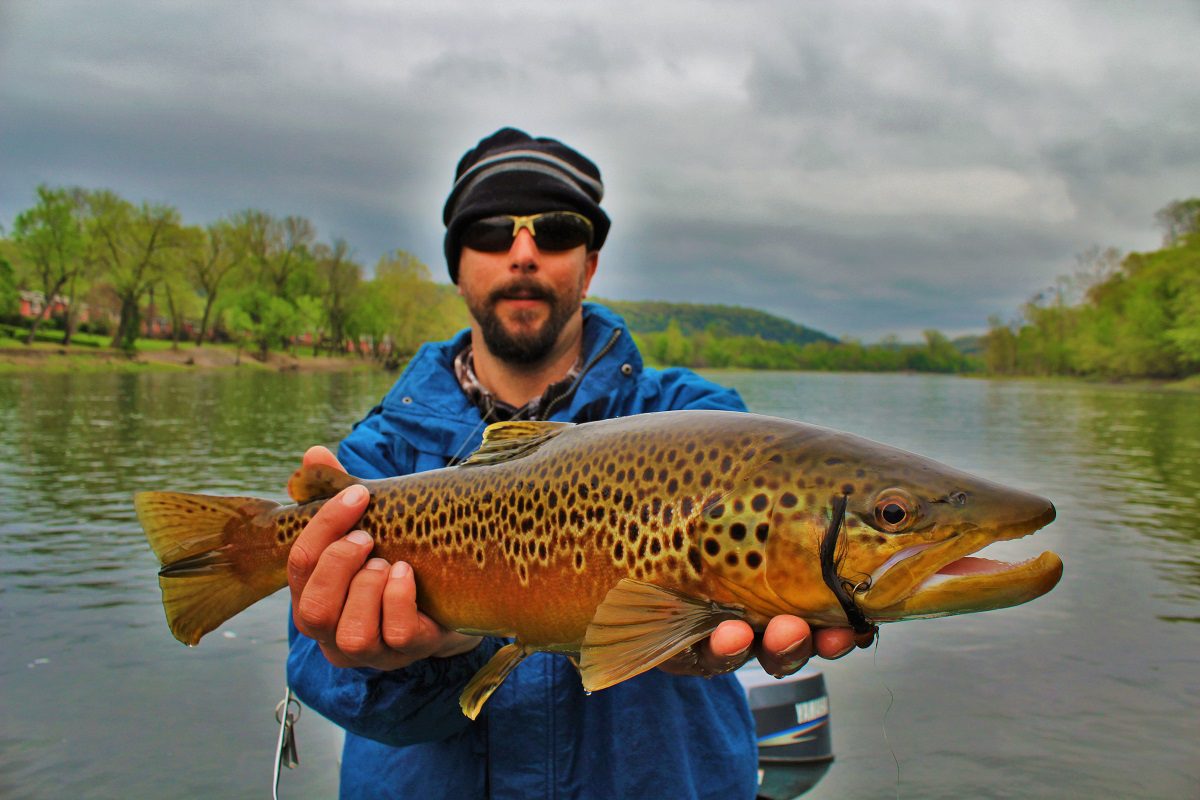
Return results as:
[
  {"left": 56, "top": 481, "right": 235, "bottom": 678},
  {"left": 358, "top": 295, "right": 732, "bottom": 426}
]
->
[{"left": 135, "top": 410, "right": 1061, "bottom": 718}]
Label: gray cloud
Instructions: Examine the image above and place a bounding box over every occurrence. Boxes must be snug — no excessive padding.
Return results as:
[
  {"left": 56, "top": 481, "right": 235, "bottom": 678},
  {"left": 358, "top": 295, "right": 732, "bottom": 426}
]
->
[{"left": 3, "top": 0, "right": 1199, "bottom": 339}]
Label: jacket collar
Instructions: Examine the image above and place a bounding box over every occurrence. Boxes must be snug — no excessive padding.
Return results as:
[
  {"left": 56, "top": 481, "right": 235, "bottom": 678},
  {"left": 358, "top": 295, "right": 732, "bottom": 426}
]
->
[{"left": 376, "top": 303, "right": 642, "bottom": 458}]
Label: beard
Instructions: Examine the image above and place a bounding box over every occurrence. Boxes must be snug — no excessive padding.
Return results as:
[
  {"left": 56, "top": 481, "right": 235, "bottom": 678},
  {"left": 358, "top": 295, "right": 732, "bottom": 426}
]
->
[{"left": 463, "top": 277, "right": 582, "bottom": 365}]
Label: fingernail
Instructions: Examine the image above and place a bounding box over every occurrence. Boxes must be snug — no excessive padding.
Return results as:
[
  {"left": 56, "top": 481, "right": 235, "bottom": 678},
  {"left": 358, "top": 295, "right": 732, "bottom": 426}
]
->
[
  {"left": 830, "top": 643, "right": 855, "bottom": 659},
  {"left": 364, "top": 558, "right": 389, "bottom": 571},
  {"left": 389, "top": 562, "right": 411, "bottom": 580},
  {"left": 346, "top": 530, "right": 372, "bottom": 546},
  {"left": 727, "top": 642, "right": 751, "bottom": 659},
  {"left": 341, "top": 485, "right": 368, "bottom": 505},
  {"left": 778, "top": 635, "right": 810, "bottom": 659}
]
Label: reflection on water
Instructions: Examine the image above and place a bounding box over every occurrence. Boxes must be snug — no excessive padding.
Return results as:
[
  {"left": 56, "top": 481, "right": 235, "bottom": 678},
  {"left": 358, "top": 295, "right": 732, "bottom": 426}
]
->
[{"left": 1, "top": 370, "right": 1198, "bottom": 798}]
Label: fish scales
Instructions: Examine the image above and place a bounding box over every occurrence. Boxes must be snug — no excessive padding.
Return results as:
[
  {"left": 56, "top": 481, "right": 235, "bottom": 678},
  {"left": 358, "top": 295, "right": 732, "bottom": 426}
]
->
[
  {"left": 277, "top": 412, "right": 805, "bottom": 647},
  {"left": 135, "top": 410, "right": 1062, "bottom": 717}
]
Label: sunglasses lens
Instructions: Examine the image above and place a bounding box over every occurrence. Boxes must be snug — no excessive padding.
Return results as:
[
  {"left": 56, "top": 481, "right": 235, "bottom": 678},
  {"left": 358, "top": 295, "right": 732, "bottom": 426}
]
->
[
  {"left": 461, "top": 217, "right": 516, "bottom": 252},
  {"left": 461, "top": 213, "right": 594, "bottom": 253},
  {"left": 532, "top": 213, "right": 593, "bottom": 251}
]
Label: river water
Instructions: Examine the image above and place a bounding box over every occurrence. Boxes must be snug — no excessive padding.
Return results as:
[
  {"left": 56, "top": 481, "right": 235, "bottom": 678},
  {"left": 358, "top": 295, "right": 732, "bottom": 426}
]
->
[{"left": 0, "top": 369, "right": 1197, "bottom": 799}]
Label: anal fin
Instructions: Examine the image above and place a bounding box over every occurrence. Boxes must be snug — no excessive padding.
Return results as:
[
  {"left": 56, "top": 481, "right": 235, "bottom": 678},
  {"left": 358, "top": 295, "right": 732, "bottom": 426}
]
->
[
  {"left": 459, "top": 642, "right": 529, "bottom": 720},
  {"left": 579, "top": 579, "right": 747, "bottom": 692}
]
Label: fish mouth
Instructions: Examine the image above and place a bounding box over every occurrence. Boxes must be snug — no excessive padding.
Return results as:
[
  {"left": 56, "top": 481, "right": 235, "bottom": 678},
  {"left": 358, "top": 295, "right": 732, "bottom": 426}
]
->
[{"left": 858, "top": 500, "right": 1062, "bottom": 621}]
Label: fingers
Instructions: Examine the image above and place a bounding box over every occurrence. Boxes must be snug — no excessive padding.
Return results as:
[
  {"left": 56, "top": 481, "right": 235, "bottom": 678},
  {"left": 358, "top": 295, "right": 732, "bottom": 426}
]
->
[
  {"left": 302, "top": 445, "right": 344, "bottom": 471},
  {"left": 380, "top": 562, "right": 442, "bottom": 656},
  {"left": 288, "top": 484, "right": 370, "bottom": 607},
  {"left": 699, "top": 620, "right": 755, "bottom": 672},
  {"left": 292, "top": 526, "right": 374, "bottom": 645},
  {"left": 756, "top": 615, "right": 813, "bottom": 677},
  {"left": 380, "top": 563, "right": 482, "bottom": 663},
  {"left": 657, "top": 620, "right": 753, "bottom": 677},
  {"left": 812, "top": 626, "right": 871, "bottom": 660},
  {"left": 333, "top": 557, "right": 391, "bottom": 659}
]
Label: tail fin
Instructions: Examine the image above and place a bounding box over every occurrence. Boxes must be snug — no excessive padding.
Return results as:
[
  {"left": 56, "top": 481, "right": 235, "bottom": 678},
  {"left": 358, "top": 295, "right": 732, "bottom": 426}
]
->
[{"left": 135, "top": 491, "right": 284, "bottom": 646}]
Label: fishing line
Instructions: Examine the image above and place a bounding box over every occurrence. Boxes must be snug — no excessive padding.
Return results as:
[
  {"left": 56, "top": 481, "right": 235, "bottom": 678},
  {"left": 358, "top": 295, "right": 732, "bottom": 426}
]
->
[
  {"left": 448, "top": 414, "right": 491, "bottom": 466},
  {"left": 873, "top": 637, "right": 901, "bottom": 800}
]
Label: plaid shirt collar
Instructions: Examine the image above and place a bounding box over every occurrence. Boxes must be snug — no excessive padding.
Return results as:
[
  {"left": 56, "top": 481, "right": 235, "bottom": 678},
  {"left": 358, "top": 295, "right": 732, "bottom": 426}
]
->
[{"left": 453, "top": 342, "right": 583, "bottom": 422}]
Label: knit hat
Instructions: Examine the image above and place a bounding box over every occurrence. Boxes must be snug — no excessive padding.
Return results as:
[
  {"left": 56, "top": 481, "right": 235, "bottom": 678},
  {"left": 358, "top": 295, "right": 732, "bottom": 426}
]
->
[{"left": 442, "top": 128, "right": 610, "bottom": 283}]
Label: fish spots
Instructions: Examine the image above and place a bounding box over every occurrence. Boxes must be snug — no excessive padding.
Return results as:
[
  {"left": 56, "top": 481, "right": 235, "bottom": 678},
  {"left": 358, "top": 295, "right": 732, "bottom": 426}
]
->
[
  {"left": 745, "top": 552, "right": 762, "bottom": 569},
  {"left": 780, "top": 492, "right": 798, "bottom": 508},
  {"left": 755, "top": 523, "right": 769, "bottom": 543},
  {"left": 704, "top": 538, "right": 720, "bottom": 556},
  {"left": 725, "top": 552, "right": 739, "bottom": 567},
  {"left": 751, "top": 494, "right": 769, "bottom": 512},
  {"left": 667, "top": 478, "right": 679, "bottom": 494},
  {"left": 687, "top": 546, "right": 703, "bottom": 573},
  {"left": 708, "top": 503, "right": 725, "bottom": 518},
  {"left": 729, "top": 522, "right": 747, "bottom": 541}
]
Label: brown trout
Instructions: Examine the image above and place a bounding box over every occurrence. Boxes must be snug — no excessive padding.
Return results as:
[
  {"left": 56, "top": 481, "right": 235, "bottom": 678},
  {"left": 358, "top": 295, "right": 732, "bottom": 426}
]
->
[{"left": 135, "top": 410, "right": 1061, "bottom": 718}]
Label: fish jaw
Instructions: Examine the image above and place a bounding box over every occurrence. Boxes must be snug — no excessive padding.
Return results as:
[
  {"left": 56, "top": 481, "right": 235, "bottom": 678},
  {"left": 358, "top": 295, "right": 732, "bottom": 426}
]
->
[
  {"left": 866, "top": 550, "right": 1063, "bottom": 621},
  {"left": 857, "top": 492, "right": 1061, "bottom": 620}
]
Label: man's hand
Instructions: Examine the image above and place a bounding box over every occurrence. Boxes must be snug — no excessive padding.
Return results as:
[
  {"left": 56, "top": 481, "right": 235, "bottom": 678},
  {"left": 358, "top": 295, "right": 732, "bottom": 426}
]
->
[
  {"left": 658, "top": 617, "right": 872, "bottom": 679},
  {"left": 287, "top": 446, "right": 481, "bottom": 670}
]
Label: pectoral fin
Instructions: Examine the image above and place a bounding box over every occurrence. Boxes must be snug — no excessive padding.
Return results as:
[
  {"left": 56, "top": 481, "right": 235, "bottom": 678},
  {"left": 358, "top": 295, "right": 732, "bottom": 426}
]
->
[
  {"left": 579, "top": 579, "right": 747, "bottom": 692},
  {"left": 459, "top": 642, "right": 530, "bottom": 720}
]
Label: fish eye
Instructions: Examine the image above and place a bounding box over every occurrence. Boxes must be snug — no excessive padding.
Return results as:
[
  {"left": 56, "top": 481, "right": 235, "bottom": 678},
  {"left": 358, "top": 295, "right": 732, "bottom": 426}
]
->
[
  {"left": 872, "top": 489, "right": 919, "bottom": 533},
  {"left": 881, "top": 502, "right": 906, "bottom": 525}
]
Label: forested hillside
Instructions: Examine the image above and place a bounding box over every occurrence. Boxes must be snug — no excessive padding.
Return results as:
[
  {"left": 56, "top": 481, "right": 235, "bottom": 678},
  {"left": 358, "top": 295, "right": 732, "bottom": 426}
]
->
[{"left": 594, "top": 299, "right": 837, "bottom": 345}]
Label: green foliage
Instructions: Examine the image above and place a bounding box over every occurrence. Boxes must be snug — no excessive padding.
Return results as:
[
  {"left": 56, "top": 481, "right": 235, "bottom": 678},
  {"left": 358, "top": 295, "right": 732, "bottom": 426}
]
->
[
  {"left": 637, "top": 326, "right": 978, "bottom": 373},
  {"left": 595, "top": 298, "right": 837, "bottom": 346},
  {"left": 0, "top": 250, "right": 18, "bottom": 320},
  {"left": 983, "top": 201, "right": 1200, "bottom": 380}
]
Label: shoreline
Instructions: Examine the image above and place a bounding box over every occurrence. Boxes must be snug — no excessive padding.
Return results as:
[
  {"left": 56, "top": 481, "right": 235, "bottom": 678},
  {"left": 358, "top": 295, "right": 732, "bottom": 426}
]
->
[
  {"left": 0, "top": 343, "right": 379, "bottom": 373},
  {"left": 4, "top": 344, "right": 1196, "bottom": 391}
]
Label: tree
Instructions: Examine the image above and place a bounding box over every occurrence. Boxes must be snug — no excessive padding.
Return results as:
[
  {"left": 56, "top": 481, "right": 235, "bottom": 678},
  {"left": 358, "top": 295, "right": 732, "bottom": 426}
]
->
[
  {"left": 87, "top": 191, "right": 184, "bottom": 350},
  {"left": 0, "top": 247, "right": 19, "bottom": 321},
  {"left": 1155, "top": 198, "right": 1200, "bottom": 247},
  {"left": 313, "top": 237, "right": 362, "bottom": 355},
  {"left": 158, "top": 236, "right": 202, "bottom": 350},
  {"left": 368, "top": 250, "right": 444, "bottom": 358},
  {"left": 181, "top": 220, "right": 248, "bottom": 346},
  {"left": 234, "top": 210, "right": 316, "bottom": 298},
  {"left": 11, "top": 185, "right": 87, "bottom": 345}
]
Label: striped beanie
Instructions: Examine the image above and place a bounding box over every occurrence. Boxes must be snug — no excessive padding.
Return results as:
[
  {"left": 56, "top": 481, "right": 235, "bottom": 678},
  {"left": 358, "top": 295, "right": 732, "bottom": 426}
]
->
[{"left": 442, "top": 128, "right": 610, "bottom": 283}]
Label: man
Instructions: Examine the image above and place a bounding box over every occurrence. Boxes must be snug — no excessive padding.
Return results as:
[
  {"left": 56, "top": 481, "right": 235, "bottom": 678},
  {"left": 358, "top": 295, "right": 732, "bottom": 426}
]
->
[{"left": 287, "top": 128, "right": 863, "bottom": 799}]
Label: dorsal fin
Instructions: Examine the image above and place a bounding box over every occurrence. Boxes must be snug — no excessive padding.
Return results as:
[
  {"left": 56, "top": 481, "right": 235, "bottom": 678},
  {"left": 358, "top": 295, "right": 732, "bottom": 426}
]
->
[
  {"left": 460, "top": 420, "right": 574, "bottom": 467},
  {"left": 287, "top": 464, "right": 361, "bottom": 505}
]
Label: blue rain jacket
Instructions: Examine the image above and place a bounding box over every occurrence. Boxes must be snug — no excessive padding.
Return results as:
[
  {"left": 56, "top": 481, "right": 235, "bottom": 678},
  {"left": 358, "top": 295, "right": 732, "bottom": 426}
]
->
[{"left": 288, "top": 303, "right": 758, "bottom": 799}]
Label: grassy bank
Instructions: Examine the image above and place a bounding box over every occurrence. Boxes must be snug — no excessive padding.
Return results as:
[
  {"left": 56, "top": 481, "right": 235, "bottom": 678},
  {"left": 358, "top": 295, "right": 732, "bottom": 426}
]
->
[{"left": 0, "top": 326, "right": 374, "bottom": 374}]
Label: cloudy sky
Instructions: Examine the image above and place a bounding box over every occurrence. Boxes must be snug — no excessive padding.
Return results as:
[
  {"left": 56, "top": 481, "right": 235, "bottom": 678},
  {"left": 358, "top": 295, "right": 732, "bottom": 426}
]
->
[{"left": 3, "top": 1, "right": 1199, "bottom": 340}]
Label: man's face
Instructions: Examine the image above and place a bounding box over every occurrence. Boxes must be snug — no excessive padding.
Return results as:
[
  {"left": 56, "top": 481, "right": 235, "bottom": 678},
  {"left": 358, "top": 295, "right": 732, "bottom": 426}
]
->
[{"left": 457, "top": 226, "right": 598, "bottom": 365}]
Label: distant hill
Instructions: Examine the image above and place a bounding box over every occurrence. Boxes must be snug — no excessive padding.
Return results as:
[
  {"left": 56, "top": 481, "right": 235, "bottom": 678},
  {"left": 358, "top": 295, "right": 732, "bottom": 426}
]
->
[{"left": 593, "top": 299, "right": 838, "bottom": 346}]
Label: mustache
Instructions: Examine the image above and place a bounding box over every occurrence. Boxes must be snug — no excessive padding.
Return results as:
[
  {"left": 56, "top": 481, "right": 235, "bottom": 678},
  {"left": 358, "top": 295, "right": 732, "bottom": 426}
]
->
[{"left": 487, "top": 279, "right": 557, "bottom": 305}]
